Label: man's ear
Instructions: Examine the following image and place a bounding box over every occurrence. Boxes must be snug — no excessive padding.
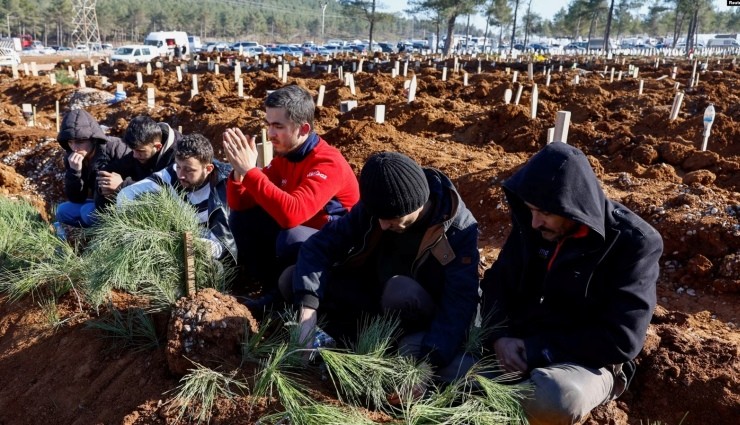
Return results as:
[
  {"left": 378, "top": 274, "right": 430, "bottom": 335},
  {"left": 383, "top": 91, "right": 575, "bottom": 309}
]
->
[
  {"left": 299, "top": 122, "right": 311, "bottom": 137},
  {"left": 154, "top": 142, "right": 163, "bottom": 152},
  {"left": 205, "top": 163, "right": 215, "bottom": 174}
]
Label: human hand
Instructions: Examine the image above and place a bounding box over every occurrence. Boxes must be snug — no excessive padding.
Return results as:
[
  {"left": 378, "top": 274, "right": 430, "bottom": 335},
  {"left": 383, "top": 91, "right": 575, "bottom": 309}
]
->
[
  {"left": 493, "top": 337, "right": 528, "bottom": 373},
  {"left": 97, "top": 171, "right": 123, "bottom": 196},
  {"left": 387, "top": 381, "right": 427, "bottom": 406},
  {"left": 68, "top": 152, "right": 85, "bottom": 171},
  {"left": 222, "top": 128, "right": 258, "bottom": 182}
]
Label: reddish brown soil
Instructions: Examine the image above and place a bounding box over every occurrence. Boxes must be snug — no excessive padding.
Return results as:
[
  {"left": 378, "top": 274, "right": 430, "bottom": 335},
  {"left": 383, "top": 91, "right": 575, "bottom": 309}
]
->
[{"left": 0, "top": 53, "right": 738, "bottom": 424}]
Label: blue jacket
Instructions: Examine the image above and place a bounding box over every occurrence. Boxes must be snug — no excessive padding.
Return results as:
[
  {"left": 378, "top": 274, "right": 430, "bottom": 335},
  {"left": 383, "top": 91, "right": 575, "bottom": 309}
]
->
[
  {"left": 294, "top": 168, "right": 480, "bottom": 368},
  {"left": 480, "top": 143, "right": 662, "bottom": 370}
]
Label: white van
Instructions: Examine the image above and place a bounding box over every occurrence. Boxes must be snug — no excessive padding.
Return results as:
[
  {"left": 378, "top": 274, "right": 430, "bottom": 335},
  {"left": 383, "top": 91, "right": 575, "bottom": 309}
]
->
[
  {"left": 110, "top": 45, "right": 158, "bottom": 64},
  {"left": 188, "top": 35, "right": 202, "bottom": 53},
  {"left": 144, "top": 31, "right": 189, "bottom": 56},
  {"left": 707, "top": 38, "right": 739, "bottom": 49}
]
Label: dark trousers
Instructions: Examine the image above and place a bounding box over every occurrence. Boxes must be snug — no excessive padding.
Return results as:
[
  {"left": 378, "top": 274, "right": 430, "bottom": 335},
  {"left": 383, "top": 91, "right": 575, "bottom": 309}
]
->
[{"left": 229, "top": 207, "right": 317, "bottom": 291}]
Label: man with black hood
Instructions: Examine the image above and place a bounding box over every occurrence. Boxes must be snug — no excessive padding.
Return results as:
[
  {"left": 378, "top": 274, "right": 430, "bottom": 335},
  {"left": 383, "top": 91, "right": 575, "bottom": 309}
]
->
[
  {"left": 96, "top": 115, "right": 181, "bottom": 209},
  {"left": 285, "top": 151, "right": 480, "bottom": 383},
  {"left": 56, "top": 109, "right": 129, "bottom": 227},
  {"left": 480, "top": 143, "right": 663, "bottom": 425},
  {"left": 116, "top": 133, "right": 236, "bottom": 263}
]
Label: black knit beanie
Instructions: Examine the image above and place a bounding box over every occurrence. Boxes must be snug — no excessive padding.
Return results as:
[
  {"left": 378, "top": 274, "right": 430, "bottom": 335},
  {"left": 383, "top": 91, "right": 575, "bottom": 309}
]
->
[{"left": 360, "top": 152, "right": 430, "bottom": 219}]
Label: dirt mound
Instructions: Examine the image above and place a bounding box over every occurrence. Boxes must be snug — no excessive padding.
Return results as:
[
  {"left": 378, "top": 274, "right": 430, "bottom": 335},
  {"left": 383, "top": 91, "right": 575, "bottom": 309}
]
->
[{"left": 0, "top": 52, "right": 738, "bottom": 424}]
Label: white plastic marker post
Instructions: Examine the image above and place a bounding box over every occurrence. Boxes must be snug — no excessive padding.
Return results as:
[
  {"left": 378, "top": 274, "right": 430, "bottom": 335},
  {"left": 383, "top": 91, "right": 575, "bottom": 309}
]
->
[
  {"left": 669, "top": 91, "right": 684, "bottom": 121},
  {"left": 77, "top": 70, "right": 86, "bottom": 88},
  {"left": 317, "top": 85, "right": 326, "bottom": 107},
  {"left": 638, "top": 79, "right": 644, "bottom": 96},
  {"left": 176, "top": 66, "right": 182, "bottom": 82},
  {"left": 348, "top": 73, "right": 356, "bottom": 96},
  {"left": 147, "top": 87, "right": 155, "bottom": 108},
  {"left": 530, "top": 84, "right": 539, "bottom": 119},
  {"left": 136, "top": 72, "right": 143, "bottom": 88},
  {"left": 700, "top": 104, "right": 715, "bottom": 151},
  {"left": 30, "top": 62, "right": 38, "bottom": 76},
  {"left": 512, "top": 70, "right": 518, "bottom": 83},
  {"left": 514, "top": 84, "right": 523, "bottom": 105},
  {"left": 528, "top": 62, "right": 534, "bottom": 81},
  {"left": 441, "top": 66, "right": 447, "bottom": 81},
  {"left": 55, "top": 100, "right": 60, "bottom": 133},
  {"left": 191, "top": 74, "right": 198, "bottom": 98},
  {"left": 374, "top": 105, "right": 386, "bottom": 123},
  {"left": 553, "top": 111, "right": 571, "bottom": 144},
  {"left": 49, "top": 72, "right": 56, "bottom": 86},
  {"left": 547, "top": 127, "right": 555, "bottom": 144},
  {"left": 610, "top": 67, "right": 615, "bottom": 82},
  {"left": 504, "top": 88, "right": 512, "bottom": 104},
  {"left": 237, "top": 78, "right": 244, "bottom": 98},
  {"left": 146, "top": 62, "right": 152, "bottom": 75},
  {"left": 407, "top": 74, "right": 417, "bottom": 103},
  {"left": 463, "top": 72, "right": 468, "bottom": 86},
  {"left": 234, "top": 62, "right": 241, "bottom": 82},
  {"left": 546, "top": 73, "right": 551, "bottom": 87}
]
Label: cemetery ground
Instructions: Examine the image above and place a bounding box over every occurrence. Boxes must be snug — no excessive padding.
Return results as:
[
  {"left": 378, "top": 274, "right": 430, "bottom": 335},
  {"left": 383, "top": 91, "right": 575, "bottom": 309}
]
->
[{"left": 0, "top": 51, "right": 738, "bottom": 424}]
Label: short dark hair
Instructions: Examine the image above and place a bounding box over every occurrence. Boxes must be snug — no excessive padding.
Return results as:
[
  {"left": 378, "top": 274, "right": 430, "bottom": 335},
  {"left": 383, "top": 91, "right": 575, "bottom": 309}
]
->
[
  {"left": 123, "top": 116, "right": 162, "bottom": 148},
  {"left": 265, "top": 85, "right": 314, "bottom": 129},
  {"left": 175, "top": 133, "right": 213, "bottom": 164}
]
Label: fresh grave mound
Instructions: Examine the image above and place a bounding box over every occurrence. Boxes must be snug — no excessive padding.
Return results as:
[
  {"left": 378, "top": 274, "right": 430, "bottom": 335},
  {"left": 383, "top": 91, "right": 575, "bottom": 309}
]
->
[{"left": 166, "top": 288, "right": 259, "bottom": 376}]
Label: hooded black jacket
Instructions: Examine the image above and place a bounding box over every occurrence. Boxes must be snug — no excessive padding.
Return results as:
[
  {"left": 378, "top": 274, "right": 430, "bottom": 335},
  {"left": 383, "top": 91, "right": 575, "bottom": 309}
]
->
[
  {"left": 96, "top": 122, "right": 181, "bottom": 209},
  {"left": 480, "top": 143, "right": 662, "bottom": 370},
  {"left": 58, "top": 109, "right": 129, "bottom": 203}
]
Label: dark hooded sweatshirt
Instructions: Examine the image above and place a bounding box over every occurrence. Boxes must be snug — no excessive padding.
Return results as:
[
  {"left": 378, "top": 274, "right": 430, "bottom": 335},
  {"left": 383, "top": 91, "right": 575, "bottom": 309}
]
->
[
  {"left": 96, "top": 122, "right": 181, "bottom": 209},
  {"left": 58, "top": 109, "right": 129, "bottom": 204},
  {"left": 480, "top": 143, "right": 662, "bottom": 370}
]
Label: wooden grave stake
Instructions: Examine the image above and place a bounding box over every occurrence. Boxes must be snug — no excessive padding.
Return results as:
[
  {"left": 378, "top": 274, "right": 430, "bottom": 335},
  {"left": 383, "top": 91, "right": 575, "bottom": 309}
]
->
[
  {"left": 176, "top": 66, "right": 182, "bottom": 82},
  {"left": 77, "top": 70, "right": 86, "bottom": 88},
  {"left": 609, "top": 67, "right": 615, "bottom": 83},
  {"left": 234, "top": 62, "right": 241, "bottom": 82},
  {"left": 512, "top": 70, "right": 518, "bottom": 83},
  {"left": 146, "top": 62, "right": 152, "bottom": 75},
  {"left": 136, "top": 72, "right": 143, "bottom": 88},
  {"left": 256, "top": 129, "right": 273, "bottom": 168},
  {"left": 638, "top": 79, "right": 644, "bottom": 96},
  {"left": 67, "top": 65, "right": 74, "bottom": 77},
  {"left": 22, "top": 63, "right": 29, "bottom": 76},
  {"left": 463, "top": 72, "right": 468, "bottom": 86},
  {"left": 348, "top": 73, "right": 356, "bottom": 96},
  {"left": 553, "top": 111, "right": 571, "bottom": 143},
  {"left": 237, "top": 78, "right": 244, "bottom": 98},
  {"left": 215, "top": 64, "right": 220, "bottom": 75},
  {"left": 528, "top": 62, "right": 534, "bottom": 81},
  {"left": 55, "top": 101, "right": 60, "bottom": 133},
  {"left": 441, "top": 66, "right": 447, "bottom": 81},
  {"left": 403, "top": 60, "right": 409, "bottom": 77},
  {"left": 49, "top": 73, "right": 56, "bottom": 86},
  {"left": 30, "top": 62, "right": 38, "bottom": 76},
  {"left": 547, "top": 127, "right": 555, "bottom": 144},
  {"left": 183, "top": 232, "right": 196, "bottom": 296},
  {"left": 11, "top": 63, "right": 18, "bottom": 79}
]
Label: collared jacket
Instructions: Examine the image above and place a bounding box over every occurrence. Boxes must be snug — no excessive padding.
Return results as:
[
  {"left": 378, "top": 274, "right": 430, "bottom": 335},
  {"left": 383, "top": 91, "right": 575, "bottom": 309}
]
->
[
  {"left": 226, "top": 133, "right": 359, "bottom": 229},
  {"left": 96, "top": 123, "right": 181, "bottom": 209},
  {"left": 58, "top": 109, "right": 129, "bottom": 203},
  {"left": 480, "top": 143, "right": 662, "bottom": 370},
  {"left": 117, "top": 160, "right": 237, "bottom": 263},
  {"left": 294, "top": 168, "right": 480, "bottom": 368}
]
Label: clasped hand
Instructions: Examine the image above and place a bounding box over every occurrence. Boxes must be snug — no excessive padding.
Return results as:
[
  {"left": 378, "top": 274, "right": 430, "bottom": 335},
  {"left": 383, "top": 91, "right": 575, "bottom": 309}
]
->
[{"left": 222, "top": 128, "right": 258, "bottom": 182}]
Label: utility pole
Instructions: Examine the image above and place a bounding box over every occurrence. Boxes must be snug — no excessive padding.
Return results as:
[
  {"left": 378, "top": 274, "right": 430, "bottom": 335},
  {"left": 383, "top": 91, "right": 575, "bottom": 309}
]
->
[
  {"left": 321, "top": 1, "right": 328, "bottom": 41},
  {"left": 72, "top": 0, "right": 101, "bottom": 52}
]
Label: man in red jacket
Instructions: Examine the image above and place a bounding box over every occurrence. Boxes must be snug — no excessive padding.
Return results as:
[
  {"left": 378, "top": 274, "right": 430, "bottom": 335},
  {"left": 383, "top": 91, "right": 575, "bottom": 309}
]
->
[{"left": 223, "top": 85, "right": 359, "bottom": 308}]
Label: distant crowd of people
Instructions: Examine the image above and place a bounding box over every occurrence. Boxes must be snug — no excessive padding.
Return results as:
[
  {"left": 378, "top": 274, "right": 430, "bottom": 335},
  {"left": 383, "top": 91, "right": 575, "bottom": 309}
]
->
[{"left": 56, "top": 84, "right": 662, "bottom": 425}]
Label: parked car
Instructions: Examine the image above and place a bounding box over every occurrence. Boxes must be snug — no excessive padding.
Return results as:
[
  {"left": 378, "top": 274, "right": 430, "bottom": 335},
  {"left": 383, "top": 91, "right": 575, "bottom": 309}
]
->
[
  {"left": 377, "top": 42, "right": 397, "bottom": 53},
  {"left": 266, "top": 46, "right": 290, "bottom": 56},
  {"left": 205, "top": 42, "right": 229, "bottom": 53},
  {"left": 231, "top": 41, "right": 261, "bottom": 51},
  {"left": 75, "top": 44, "right": 89, "bottom": 52},
  {"left": 277, "top": 44, "right": 303, "bottom": 57},
  {"left": 110, "top": 45, "right": 158, "bottom": 63},
  {"left": 563, "top": 41, "right": 587, "bottom": 52},
  {"left": 528, "top": 43, "right": 550, "bottom": 53}
]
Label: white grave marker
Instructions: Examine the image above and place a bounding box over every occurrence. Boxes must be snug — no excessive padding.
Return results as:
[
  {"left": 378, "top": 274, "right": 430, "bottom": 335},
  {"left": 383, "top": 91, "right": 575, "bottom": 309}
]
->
[
  {"left": 147, "top": 87, "right": 155, "bottom": 108},
  {"left": 136, "top": 72, "right": 143, "bottom": 88},
  {"left": 530, "top": 84, "right": 539, "bottom": 119},
  {"left": 553, "top": 111, "right": 571, "bottom": 143},
  {"left": 317, "top": 85, "right": 326, "bottom": 107},
  {"left": 407, "top": 75, "right": 417, "bottom": 103},
  {"left": 238, "top": 78, "right": 244, "bottom": 98},
  {"left": 374, "top": 105, "right": 386, "bottom": 123},
  {"left": 669, "top": 91, "right": 684, "bottom": 121},
  {"left": 504, "top": 88, "right": 512, "bottom": 104}
]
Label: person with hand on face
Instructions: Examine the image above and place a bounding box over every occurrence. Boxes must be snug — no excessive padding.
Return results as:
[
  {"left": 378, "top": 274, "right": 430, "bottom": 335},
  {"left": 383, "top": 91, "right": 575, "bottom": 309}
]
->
[
  {"left": 96, "top": 115, "right": 181, "bottom": 209},
  {"left": 117, "top": 133, "right": 236, "bottom": 262},
  {"left": 480, "top": 143, "right": 663, "bottom": 425},
  {"left": 285, "top": 152, "right": 480, "bottom": 385},
  {"left": 56, "top": 109, "right": 129, "bottom": 228},
  {"left": 222, "top": 84, "right": 359, "bottom": 309}
]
